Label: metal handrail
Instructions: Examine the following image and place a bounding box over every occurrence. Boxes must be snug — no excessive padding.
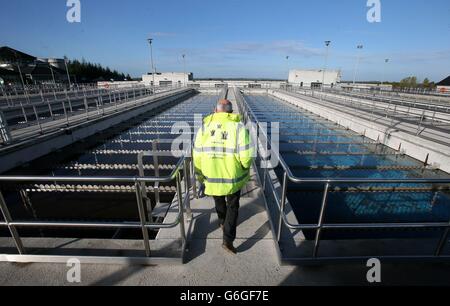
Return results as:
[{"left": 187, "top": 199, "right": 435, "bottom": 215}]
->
[
  {"left": 0, "top": 87, "right": 193, "bottom": 145},
  {"left": 316, "top": 90, "right": 450, "bottom": 119},
  {"left": 323, "top": 89, "right": 450, "bottom": 112},
  {"left": 275, "top": 89, "right": 450, "bottom": 147},
  {"left": 0, "top": 84, "right": 158, "bottom": 105},
  {"left": 236, "top": 88, "right": 450, "bottom": 261},
  {"left": 0, "top": 155, "right": 192, "bottom": 260},
  {"left": 284, "top": 89, "right": 450, "bottom": 132}
]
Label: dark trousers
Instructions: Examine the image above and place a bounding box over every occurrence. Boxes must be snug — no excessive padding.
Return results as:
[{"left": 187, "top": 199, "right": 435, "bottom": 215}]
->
[{"left": 213, "top": 191, "right": 241, "bottom": 244}]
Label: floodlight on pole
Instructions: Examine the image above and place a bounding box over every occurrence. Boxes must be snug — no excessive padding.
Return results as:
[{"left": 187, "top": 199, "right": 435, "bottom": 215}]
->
[
  {"left": 322, "top": 40, "right": 331, "bottom": 91},
  {"left": 381, "top": 58, "right": 389, "bottom": 86},
  {"left": 352, "top": 45, "right": 364, "bottom": 85},
  {"left": 147, "top": 38, "right": 156, "bottom": 91},
  {"left": 286, "top": 56, "right": 290, "bottom": 86},
  {"left": 182, "top": 54, "right": 187, "bottom": 87}
]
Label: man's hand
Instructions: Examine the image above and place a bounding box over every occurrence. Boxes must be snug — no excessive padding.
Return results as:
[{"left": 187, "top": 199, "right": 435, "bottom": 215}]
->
[{"left": 198, "top": 183, "right": 206, "bottom": 198}]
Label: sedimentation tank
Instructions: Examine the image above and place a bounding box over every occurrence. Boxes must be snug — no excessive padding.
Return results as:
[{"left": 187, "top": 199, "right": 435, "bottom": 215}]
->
[
  {"left": 244, "top": 93, "right": 450, "bottom": 240},
  {"left": 0, "top": 93, "right": 218, "bottom": 239}
]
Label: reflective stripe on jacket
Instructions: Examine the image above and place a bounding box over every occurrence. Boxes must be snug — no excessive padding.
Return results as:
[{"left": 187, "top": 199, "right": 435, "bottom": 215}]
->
[{"left": 193, "top": 112, "right": 254, "bottom": 196}]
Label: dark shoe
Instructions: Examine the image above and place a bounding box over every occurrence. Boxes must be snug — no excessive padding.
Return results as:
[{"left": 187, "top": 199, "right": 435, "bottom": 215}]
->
[{"left": 222, "top": 241, "right": 237, "bottom": 255}]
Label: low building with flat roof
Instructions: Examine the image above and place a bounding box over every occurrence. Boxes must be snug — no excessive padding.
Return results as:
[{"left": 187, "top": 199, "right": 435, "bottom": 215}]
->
[
  {"left": 142, "top": 72, "right": 193, "bottom": 87},
  {"left": 288, "top": 69, "right": 341, "bottom": 89}
]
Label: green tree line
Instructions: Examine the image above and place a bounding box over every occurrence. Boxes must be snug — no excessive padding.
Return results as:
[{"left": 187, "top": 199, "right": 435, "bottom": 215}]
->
[
  {"left": 66, "top": 58, "right": 131, "bottom": 83},
  {"left": 388, "top": 76, "right": 436, "bottom": 90}
]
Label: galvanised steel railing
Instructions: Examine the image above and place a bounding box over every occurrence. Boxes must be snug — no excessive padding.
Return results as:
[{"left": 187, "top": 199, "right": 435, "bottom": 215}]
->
[
  {"left": 235, "top": 88, "right": 450, "bottom": 263},
  {"left": 0, "top": 155, "right": 193, "bottom": 263},
  {"left": 278, "top": 89, "right": 450, "bottom": 142},
  {"left": 0, "top": 87, "right": 193, "bottom": 145},
  {"left": 0, "top": 83, "right": 98, "bottom": 98},
  {"left": 323, "top": 89, "right": 450, "bottom": 112}
]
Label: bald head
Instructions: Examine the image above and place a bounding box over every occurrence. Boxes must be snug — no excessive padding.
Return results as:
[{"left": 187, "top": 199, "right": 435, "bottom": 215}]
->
[{"left": 216, "top": 99, "right": 233, "bottom": 114}]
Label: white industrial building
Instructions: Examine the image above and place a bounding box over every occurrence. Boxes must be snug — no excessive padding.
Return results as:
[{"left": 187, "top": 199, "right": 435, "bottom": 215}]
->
[
  {"left": 288, "top": 69, "right": 341, "bottom": 89},
  {"left": 142, "top": 72, "right": 193, "bottom": 87}
]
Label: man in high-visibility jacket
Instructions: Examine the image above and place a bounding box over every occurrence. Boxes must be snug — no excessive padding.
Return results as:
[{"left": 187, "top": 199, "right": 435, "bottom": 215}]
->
[{"left": 193, "top": 99, "right": 254, "bottom": 254}]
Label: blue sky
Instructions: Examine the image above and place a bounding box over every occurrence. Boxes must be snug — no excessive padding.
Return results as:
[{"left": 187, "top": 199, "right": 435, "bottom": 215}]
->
[{"left": 1, "top": 0, "right": 449, "bottom": 81}]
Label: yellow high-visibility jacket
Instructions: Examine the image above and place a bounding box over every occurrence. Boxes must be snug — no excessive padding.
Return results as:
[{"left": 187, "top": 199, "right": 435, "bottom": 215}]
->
[{"left": 193, "top": 112, "right": 254, "bottom": 196}]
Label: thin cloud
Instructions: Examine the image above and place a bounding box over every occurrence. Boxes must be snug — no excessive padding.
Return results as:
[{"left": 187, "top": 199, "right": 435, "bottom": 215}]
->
[
  {"left": 159, "top": 40, "right": 324, "bottom": 64},
  {"left": 328, "top": 48, "right": 450, "bottom": 64},
  {"left": 224, "top": 40, "right": 323, "bottom": 57},
  {"left": 149, "top": 32, "right": 177, "bottom": 38}
]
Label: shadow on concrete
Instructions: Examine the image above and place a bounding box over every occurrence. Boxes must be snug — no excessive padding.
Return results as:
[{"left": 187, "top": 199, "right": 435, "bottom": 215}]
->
[
  {"left": 184, "top": 210, "right": 215, "bottom": 263},
  {"left": 237, "top": 221, "right": 271, "bottom": 253},
  {"left": 90, "top": 265, "right": 144, "bottom": 286},
  {"left": 184, "top": 195, "right": 269, "bottom": 262}
]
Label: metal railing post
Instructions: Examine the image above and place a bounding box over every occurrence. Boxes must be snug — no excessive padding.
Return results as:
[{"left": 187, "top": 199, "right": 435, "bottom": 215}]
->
[
  {"left": 176, "top": 172, "right": 187, "bottom": 245},
  {"left": 83, "top": 91, "right": 89, "bottom": 120},
  {"left": 262, "top": 166, "right": 268, "bottom": 191},
  {"left": 95, "top": 98, "right": 100, "bottom": 115},
  {"left": 313, "top": 183, "right": 330, "bottom": 258},
  {"left": 0, "top": 190, "right": 25, "bottom": 254},
  {"left": 20, "top": 100, "right": 28, "bottom": 123},
  {"left": 62, "top": 100, "right": 69, "bottom": 126},
  {"left": 137, "top": 152, "right": 153, "bottom": 220},
  {"left": 435, "top": 220, "right": 450, "bottom": 256},
  {"left": 99, "top": 95, "right": 104, "bottom": 116},
  {"left": 65, "top": 90, "right": 73, "bottom": 113},
  {"left": 277, "top": 172, "right": 288, "bottom": 242},
  {"left": 183, "top": 158, "right": 192, "bottom": 219},
  {"left": 190, "top": 143, "right": 198, "bottom": 199},
  {"left": 33, "top": 105, "right": 43, "bottom": 134},
  {"left": 152, "top": 141, "right": 160, "bottom": 206},
  {"left": 47, "top": 99, "right": 54, "bottom": 120},
  {"left": 0, "top": 111, "right": 12, "bottom": 145},
  {"left": 134, "top": 182, "right": 151, "bottom": 257},
  {"left": 417, "top": 110, "right": 425, "bottom": 135}
]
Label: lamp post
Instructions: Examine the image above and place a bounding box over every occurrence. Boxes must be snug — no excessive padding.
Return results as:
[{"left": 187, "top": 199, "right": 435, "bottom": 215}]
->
[
  {"left": 322, "top": 40, "right": 331, "bottom": 91},
  {"left": 352, "top": 45, "right": 364, "bottom": 86},
  {"left": 285, "top": 56, "right": 290, "bottom": 90},
  {"left": 182, "top": 54, "right": 187, "bottom": 87},
  {"left": 381, "top": 58, "right": 389, "bottom": 86},
  {"left": 147, "top": 38, "right": 156, "bottom": 92}
]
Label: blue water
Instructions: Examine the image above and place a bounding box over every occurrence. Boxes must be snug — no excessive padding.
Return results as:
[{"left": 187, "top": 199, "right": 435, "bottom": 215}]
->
[{"left": 245, "top": 94, "right": 450, "bottom": 240}]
